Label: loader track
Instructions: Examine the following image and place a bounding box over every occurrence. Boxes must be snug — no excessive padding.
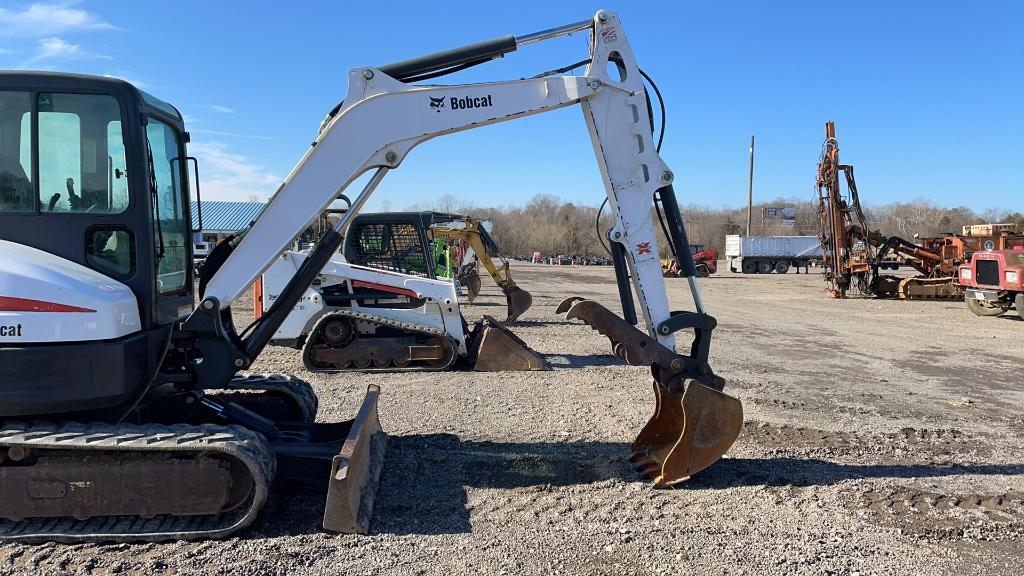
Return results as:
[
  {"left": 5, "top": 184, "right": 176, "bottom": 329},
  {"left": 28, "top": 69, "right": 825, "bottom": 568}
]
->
[
  {"left": 856, "top": 487, "right": 1024, "bottom": 539},
  {"left": 0, "top": 422, "right": 275, "bottom": 543},
  {"left": 741, "top": 422, "right": 991, "bottom": 459},
  {"left": 303, "top": 311, "right": 457, "bottom": 372},
  {"left": 209, "top": 373, "right": 319, "bottom": 423}
]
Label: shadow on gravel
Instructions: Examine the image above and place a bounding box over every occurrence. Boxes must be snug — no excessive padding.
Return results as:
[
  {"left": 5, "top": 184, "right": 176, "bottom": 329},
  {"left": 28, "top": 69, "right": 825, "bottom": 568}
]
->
[
  {"left": 371, "top": 434, "right": 637, "bottom": 536},
  {"left": 542, "top": 354, "right": 620, "bottom": 368},
  {"left": 249, "top": 439, "right": 1024, "bottom": 538},
  {"left": 686, "top": 457, "right": 1024, "bottom": 489},
  {"left": 508, "top": 320, "right": 577, "bottom": 327},
  {"left": 248, "top": 435, "right": 638, "bottom": 538}
]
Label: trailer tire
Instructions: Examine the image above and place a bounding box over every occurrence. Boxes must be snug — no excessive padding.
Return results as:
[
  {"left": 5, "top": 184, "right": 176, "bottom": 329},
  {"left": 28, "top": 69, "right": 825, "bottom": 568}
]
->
[
  {"left": 966, "top": 297, "right": 1008, "bottom": 317},
  {"left": 741, "top": 260, "right": 757, "bottom": 274},
  {"left": 774, "top": 261, "right": 790, "bottom": 274},
  {"left": 756, "top": 260, "right": 773, "bottom": 274}
]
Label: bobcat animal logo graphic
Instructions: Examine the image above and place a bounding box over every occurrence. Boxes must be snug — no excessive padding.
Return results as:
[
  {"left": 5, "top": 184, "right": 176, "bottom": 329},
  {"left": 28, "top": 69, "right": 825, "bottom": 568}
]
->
[{"left": 429, "top": 96, "right": 445, "bottom": 112}]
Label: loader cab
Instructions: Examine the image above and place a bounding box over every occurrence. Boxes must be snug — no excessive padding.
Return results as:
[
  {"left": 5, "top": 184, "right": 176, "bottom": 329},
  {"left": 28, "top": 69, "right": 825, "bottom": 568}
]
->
[{"left": 0, "top": 72, "right": 194, "bottom": 330}]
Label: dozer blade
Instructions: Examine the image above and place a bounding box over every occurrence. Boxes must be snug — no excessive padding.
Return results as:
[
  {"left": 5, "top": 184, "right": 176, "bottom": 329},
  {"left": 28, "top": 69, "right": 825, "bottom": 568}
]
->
[
  {"left": 461, "top": 271, "right": 482, "bottom": 304},
  {"left": 471, "top": 315, "right": 549, "bottom": 371},
  {"left": 629, "top": 376, "right": 743, "bottom": 486},
  {"left": 503, "top": 286, "right": 533, "bottom": 323},
  {"left": 559, "top": 297, "right": 742, "bottom": 484},
  {"left": 323, "top": 384, "right": 388, "bottom": 534}
]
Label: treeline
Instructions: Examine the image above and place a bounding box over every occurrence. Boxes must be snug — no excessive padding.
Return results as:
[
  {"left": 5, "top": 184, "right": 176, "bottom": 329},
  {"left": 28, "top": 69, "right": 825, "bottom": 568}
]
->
[{"left": 411, "top": 193, "right": 1024, "bottom": 258}]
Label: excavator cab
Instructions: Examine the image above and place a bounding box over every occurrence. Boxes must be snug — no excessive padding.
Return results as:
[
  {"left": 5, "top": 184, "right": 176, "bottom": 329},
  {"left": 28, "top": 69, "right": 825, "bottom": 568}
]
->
[
  {"left": 0, "top": 72, "right": 195, "bottom": 416},
  {"left": 0, "top": 73, "right": 385, "bottom": 542}
]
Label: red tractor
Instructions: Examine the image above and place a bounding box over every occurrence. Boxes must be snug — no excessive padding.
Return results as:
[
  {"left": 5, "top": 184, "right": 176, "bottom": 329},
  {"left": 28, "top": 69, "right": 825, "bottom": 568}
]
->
[
  {"left": 957, "top": 246, "right": 1024, "bottom": 319},
  {"left": 663, "top": 244, "right": 718, "bottom": 277}
]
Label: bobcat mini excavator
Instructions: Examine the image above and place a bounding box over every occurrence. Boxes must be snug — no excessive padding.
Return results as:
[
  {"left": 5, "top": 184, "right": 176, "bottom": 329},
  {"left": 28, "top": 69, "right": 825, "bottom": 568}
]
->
[{"left": 0, "top": 10, "right": 742, "bottom": 542}]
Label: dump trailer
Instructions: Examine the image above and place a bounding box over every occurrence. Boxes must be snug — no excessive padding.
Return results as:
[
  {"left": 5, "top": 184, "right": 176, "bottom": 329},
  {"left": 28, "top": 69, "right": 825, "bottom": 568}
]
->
[{"left": 725, "top": 235, "right": 823, "bottom": 274}]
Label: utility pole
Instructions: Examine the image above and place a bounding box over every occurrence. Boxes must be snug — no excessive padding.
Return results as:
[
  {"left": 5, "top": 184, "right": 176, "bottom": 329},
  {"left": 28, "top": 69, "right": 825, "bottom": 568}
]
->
[{"left": 746, "top": 135, "right": 755, "bottom": 236}]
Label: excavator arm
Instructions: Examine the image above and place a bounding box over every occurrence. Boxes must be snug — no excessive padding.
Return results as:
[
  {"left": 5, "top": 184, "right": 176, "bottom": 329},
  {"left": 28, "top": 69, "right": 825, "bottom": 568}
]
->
[{"left": 185, "top": 10, "right": 740, "bottom": 490}]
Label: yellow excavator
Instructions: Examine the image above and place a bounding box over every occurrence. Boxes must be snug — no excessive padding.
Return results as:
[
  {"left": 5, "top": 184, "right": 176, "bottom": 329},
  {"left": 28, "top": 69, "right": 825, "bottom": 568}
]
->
[{"left": 430, "top": 217, "right": 533, "bottom": 323}]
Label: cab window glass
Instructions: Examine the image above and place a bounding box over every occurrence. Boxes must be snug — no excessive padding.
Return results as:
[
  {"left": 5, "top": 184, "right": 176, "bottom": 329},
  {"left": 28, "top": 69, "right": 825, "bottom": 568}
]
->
[
  {"left": 0, "top": 91, "right": 33, "bottom": 212},
  {"left": 36, "top": 93, "right": 129, "bottom": 214},
  {"left": 86, "top": 227, "right": 134, "bottom": 277},
  {"left": 147, "top": 119, "right": 188, "bottom": 294}
]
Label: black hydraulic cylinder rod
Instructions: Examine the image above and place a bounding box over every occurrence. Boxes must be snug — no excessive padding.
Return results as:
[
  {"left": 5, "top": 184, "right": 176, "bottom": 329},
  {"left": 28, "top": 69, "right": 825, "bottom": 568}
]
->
[
  {"left": 656, "top": 185, "right": 699, "bottom": 278},
  {"left": 244, "top": 227, "right": 345, "bottom": 358},
  {"left": 610, "top": 239, "right": 638, "bottom": 326},
  {"left": 377, "top": 35, "right": 517, "bottom": 82}
]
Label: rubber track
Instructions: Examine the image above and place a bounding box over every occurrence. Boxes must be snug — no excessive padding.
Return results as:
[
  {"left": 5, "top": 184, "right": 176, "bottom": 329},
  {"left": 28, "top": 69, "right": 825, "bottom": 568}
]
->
[
  {"left": 0, "top": 421, "right": 275, "bottom": 543},
  {"left": 211, "top": 373, "right": 319, "bottom": 423},
  {"left": 303, "top": 311, "right": 457, "bottom": 373}
]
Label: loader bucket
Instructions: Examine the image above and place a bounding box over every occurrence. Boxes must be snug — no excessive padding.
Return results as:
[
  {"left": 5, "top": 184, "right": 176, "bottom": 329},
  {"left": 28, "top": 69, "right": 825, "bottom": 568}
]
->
[
  {"left": 461, "top": 271, "right": 482, "bottom": 303},
  {"left": 558, "top": 297, "right": 743, "bottom": 484},
  {"left": 503, "top": 286, "right": 533, "bottom": 323},
  {"left": 471, "top": 316, "right": 549, "bottom": 371},
  {"left": 323, "top": 384, "right": 388, "bottom": 534},
  {"left": 629, "top": 377, "right": 743, "bottom": 486}
]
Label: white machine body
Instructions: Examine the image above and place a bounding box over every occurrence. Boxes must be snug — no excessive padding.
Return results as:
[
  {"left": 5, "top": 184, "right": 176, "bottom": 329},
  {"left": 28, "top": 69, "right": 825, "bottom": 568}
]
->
[
  {"left": 263, "top": 250, "right": 468, "bottom": 354},
  {"left": 0, "top": 240, "right": 141, "bottom": 343}
]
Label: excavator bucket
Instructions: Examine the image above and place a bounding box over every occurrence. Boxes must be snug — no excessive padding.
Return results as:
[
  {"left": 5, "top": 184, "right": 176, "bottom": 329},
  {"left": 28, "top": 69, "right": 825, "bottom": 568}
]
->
[
  {"left": 630, "top": 376, "right": 743, "bottom": 486},
  {"left": 503, "top": 286, "right": 533, "bottom": 323},
  {"left": 558, "top": 297, "right": 742, "bottom": 484},
  {"left": 471, "top": 315, "right": 549, "bottom": 371},
  {"left": 461, "top": 270, "right": 482, "bottom": 304},
  {"left": 322, "top": 385, "right": 388, "bottom": 534}
]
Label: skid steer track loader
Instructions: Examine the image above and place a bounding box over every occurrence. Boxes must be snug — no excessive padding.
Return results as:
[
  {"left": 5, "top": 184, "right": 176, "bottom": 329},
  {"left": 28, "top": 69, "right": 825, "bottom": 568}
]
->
[{"left": 256, "top": 211, "right": 546, "bottom": 372}]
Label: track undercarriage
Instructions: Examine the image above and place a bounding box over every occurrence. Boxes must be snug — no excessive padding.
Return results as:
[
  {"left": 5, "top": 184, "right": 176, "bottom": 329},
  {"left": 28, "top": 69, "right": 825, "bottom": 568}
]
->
[
  {"left": 301, "top": 309, "right": 547, "bottom": 373},
  {"left": 0, "top": 375, "right": 386, "bottom": 542}
]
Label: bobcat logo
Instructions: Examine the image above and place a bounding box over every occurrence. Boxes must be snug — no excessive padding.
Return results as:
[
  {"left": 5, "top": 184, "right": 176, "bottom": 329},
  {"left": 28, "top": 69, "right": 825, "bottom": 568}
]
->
[{"left": 429, "top": 96, "right": 445, "bottom": 112}]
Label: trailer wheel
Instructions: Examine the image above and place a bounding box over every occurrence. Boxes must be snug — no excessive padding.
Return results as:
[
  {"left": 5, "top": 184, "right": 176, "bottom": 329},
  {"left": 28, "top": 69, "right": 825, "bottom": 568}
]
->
[
  {"left": 756, "top": 260, "right": 773, "bottom": 274},
  {"left": 1016, "top": 293, "right": 1024, "bottom": 321},
  {"left": 966, "top": 297, "right": 1008, "bottom": 317},
  {"left": 741, "top": 260, "right": 757, "bottom": 274},
  {"left": 774, "top": 261, "right": 790, "bottom": 274}
]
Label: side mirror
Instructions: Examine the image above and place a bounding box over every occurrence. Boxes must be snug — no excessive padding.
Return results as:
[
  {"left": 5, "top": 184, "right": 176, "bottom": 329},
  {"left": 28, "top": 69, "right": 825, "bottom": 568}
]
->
[{"left": 188, "top": 156, "right": 203, "bottom": 232}]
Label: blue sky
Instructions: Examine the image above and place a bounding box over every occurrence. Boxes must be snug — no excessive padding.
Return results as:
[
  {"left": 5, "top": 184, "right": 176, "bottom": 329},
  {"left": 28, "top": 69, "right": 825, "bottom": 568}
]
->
[{"left": 1, "top": 1, "right": 1020, "bottom": 212}]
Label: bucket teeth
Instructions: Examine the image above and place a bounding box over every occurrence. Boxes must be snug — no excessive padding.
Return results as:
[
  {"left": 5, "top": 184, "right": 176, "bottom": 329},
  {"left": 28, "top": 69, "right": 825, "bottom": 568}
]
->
[
  {"left": 559, "top": 297, "right": 744, "bottom": 485},
  {"left": 631, "top": 378, "right": 743, "bottom": 486}
]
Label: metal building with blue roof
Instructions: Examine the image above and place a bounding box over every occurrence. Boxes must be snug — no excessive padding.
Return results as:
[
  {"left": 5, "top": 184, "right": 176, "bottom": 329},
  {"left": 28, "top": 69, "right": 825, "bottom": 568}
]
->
[{"left": 190, "top": 200, "right": 266, "bottom": 257}]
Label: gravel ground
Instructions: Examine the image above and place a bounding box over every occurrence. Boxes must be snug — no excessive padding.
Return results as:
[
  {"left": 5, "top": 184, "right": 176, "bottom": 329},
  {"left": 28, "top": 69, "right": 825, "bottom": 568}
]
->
[{"left": 3, "top": 262, "right": 1023, "bottom": 575}]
